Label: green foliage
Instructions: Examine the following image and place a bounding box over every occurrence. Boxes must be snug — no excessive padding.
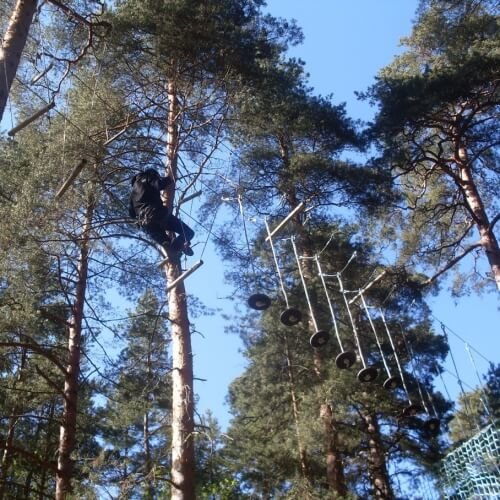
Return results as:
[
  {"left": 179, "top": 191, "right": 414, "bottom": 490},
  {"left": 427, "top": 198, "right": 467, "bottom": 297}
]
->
[
  {"left": 95, "top": 289, "right": 172, "bottom": 498},
  {"left": 364, "top": 0, "right": 500, "bottom": 292},
  {"left": 484, "top": 363, "right": 500, "bottom": 420},
  {"left": 222, "top": 223, "right": 451, "bottom": 497},
  {"left": 448, "top": 362, "right": 500, "bottom": 445}
]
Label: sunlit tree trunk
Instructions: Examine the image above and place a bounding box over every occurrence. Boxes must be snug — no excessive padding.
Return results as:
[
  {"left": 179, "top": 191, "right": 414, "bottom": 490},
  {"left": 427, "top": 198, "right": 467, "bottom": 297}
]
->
[
  {"left": 283, "top": 334, "right": 310, "bottom": 479},
  {"left": 454, "top": 142, "right": 500, "bottom": 289},
  {"left": 144, "top": 347, "right": 153, "bottom": 499},
  {"left": 321, "top": 404, "right": 347, "bottom": 496},
  {"left": 0, "top": 0, "right": 38, "bottom": 122},
  {"left": 0, "top": 348, "right": 28, "bottom": 499},
  {"left": 279, "top": 135, "right": 347, "bottom": 492},
  {"left": 165, "top": 76, "right": 196, "bottom": 500},
  {"left": 55, "top": 195, "right": 94, "bottom": 499},
  {"left": 363, "top": 412, "right": 393, "bottom": 499}
]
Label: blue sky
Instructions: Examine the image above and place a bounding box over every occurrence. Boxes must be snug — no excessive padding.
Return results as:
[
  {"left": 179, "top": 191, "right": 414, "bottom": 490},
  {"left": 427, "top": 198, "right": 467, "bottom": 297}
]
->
[
  {"left": 191, "top": 0, "right": 500, "bottom": 430},
  {"left": 1, "top": 0, "right": 497, "bottom": 431}
]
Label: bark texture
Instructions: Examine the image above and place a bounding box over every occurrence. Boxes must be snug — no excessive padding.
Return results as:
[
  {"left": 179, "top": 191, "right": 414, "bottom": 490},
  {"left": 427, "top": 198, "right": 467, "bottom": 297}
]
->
[
  {"left": 364, "top": 412, "right": 394, "bottom": 499},
  {"left": 166, "top": 77, "right": 196, "bottom": 500},
  {"left": 55, "top": 198, "right": 93, "bottom": 499},
  {"left": 0, "top": 0, "right": 38, "bottom": 122},
  {"left": 455, "top": 144, "right": 500, "bottom": 289},
  {"left": 321, "top": 404, "right": 347, "bottom": 496}
]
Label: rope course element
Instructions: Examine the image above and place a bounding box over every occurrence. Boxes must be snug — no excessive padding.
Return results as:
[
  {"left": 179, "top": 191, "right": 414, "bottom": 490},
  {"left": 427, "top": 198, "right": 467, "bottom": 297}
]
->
[
  {"left": 336, "top": 271, "right": 378, "bottom": 383},
  {"left": 264, "top": 218, "right": 302, "bottom": 326},
  {"left": 290, "top": 237, "right": 329, "bottom": 348},
  {"left": 401, "top": 330, "right": 441, "bottom": 432},
  {"left": 421, "top": 383, "right": 442, "bottom": 435},
  {"left": 440, "top": 423, "right": 500, "bottom": 499},
  {"left": 359, "top": 292, "right": 400, "bottom": 389},
  {"left": 347, "top": 270, "right": 387, "bottom": 305},
  {"left": 30, "top": 62, "right": 54, "bottom": 85},
  {"left": 55, "top": 159, "right": 88, "bottom": 199},
  {"left": 440, "top": 323, "right": 474, "bottom": 423},
  {"left": 379, "top": 309, "right": 422, "bottom": 414},
  {"left": 8, "top": 100, "right": 55, "bottom": 136},
  {"left": 179, "top": 190, "right": 202, "bottom": 206},
  {"left": 264, "top": 201, "right": 305, "bottom": 242},
  {"left": 465, "top": 343, "right": 493, "bottom": 421},
  {"left": 315, "top": 256, "right": 356, "bottom": 368},
  {"left": 236, "top": 195, "right": 270, "bottom": 311},
  {"left": 396, "top": 327, "right": 426, "bottom": 417},
  {"left": 165, "top": 260, "right": 204, "bottom": 293}
]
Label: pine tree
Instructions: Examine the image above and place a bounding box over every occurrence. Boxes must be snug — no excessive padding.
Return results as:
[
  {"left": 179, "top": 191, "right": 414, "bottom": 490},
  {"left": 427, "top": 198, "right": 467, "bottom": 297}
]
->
[
  {"left": 96, "top": 289, "right": 172, "bottom": 499},
  {"left": 104, "top": 2, "right": 301, "bottom": 496},
  {"left": 0, "top": 0, "right": 38, "bottom": 122},
  {"left": 363, "top": 0, "right": 500, "bottom": 291},
  {"left": 205, "top": 51, "right": 451, "bottom": 496},
  {"left": 0, "top": 50, "right": 145, "bottom": 496}
]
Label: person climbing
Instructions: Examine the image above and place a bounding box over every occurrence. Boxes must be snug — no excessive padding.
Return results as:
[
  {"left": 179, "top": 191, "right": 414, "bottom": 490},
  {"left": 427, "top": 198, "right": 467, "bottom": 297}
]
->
[{"left": 129, "top": 168, "right": 195, "bottom": 256}]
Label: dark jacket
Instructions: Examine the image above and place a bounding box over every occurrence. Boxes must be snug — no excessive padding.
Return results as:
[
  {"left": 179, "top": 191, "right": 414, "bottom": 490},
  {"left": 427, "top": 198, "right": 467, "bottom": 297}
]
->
[{"left": 129, "top": 169, "right": 172, "bottom": 221}]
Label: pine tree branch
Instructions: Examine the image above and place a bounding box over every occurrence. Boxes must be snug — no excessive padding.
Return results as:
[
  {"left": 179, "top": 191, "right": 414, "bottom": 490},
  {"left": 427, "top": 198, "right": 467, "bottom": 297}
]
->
[
  {"left": 34, "top": 365, "right": 65, "bottom": 398},
  {"left": 422, "top": 242, "right": 482, "bottom": 286},
  {"left": 0, "top": 443, "right": 57, "bottom": 472},
  {"left": 0, "top": 342, "right": 65, "bottom": 373},
  {"left": 489, "top": 212, "right": 500, "bottom": 231},
  {"left": 46, "top": 0, "right": 110, "bottom": 30}
]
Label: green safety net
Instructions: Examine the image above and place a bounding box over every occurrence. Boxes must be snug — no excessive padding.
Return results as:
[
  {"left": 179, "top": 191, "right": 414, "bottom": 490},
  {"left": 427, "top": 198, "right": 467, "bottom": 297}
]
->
[{"left": 440, "top": 423, "right": 500, "bottom": 499}]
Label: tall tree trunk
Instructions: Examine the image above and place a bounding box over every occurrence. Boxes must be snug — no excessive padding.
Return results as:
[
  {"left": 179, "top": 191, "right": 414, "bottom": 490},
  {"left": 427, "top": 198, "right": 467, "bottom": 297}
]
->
[
  {"left": 283, "top": 334, "right": 310, "bottom": 479},
  {"left": 36, "top": 400, "right": 56, "bottom": 500},
  {"left": 0, "top": 0, "right": 38, "bottom": 122},
  {"left": 455, "top": 144, "right": 500, "bottom": 289},
  {"left": 143, "top": 411, "right": 153, "bottom": 499},
  {"left": 321, "top": 404, "right": 347, "bottom": 496},
  {"left": 278, "top": 136, "right": 347, "bottom": 494},
  {"left": 363, "top": 412, "right": 393, "bottom": 499},
  {"left": 55, "top": 196, "right": 94, "bottom": 499},
  {"left": 144, "top": 349, "right": 153, "bottom": 499},
  {"left": 301, "top": 240, "right": 346, "bottom": 492},
  {"left": 0, "top": 348, "right": 27, "bottom": 499},
  {"left": 165, "top": 77, "right": 196, "bottom": 500},
  {"left": 0, "top": 416, "right": 19, "bottom": 499}
]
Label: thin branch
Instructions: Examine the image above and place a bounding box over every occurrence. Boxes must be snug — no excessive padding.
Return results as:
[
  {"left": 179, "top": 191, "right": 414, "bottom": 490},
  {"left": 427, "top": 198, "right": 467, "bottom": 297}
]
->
[
  {"left": 0, "top": 342, "right": 65, "bottom": 373},
  {"left": 0, "top": 444, "right": 57, "bottom": 472},
  {"left": 422, "top": 241, "right": 482, "bottom": 286}
]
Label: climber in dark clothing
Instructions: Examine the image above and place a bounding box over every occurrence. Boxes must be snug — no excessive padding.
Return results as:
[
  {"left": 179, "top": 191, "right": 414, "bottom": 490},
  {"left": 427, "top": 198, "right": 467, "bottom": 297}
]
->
[{"left": 129, "top": 168, "right": 194, "bottom": 256}]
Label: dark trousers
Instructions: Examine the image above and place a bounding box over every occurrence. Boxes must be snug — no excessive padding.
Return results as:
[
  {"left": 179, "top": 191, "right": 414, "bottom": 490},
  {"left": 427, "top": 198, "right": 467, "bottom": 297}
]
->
[{"left": 143, "top": 207, "right": 194, "bottom": 251}]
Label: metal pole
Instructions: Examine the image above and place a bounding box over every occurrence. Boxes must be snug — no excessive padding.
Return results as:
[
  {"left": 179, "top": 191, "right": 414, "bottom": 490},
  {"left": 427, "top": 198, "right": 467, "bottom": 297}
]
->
[
  {"left": 316, "top": 257, "right": 344, "bottom": 349},
  {"left": 55, "top": 159, "right": 88, "bottom": 200},
  {"left": 290, "top": 237, "right": 319, "bottom": 332},
  {"left": 265, "top": 218, "right": 289, "bottom": 307},
  {"left": 264, "top": 202, "right": 305, "bottom": 242},
  {"left": 166, "top": 260, "right": 204, "bottom": 292},
  {"left": 8, "top": 101, "right": 55, "bottom": 136}
]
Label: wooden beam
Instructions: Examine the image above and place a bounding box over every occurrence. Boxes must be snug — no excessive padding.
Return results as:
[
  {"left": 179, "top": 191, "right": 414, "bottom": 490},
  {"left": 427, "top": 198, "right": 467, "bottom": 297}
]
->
[
  {"left": 166, "top": 260, "right": 204, "bottom": 292},
  {"left": 179, "top": 190, "right": 202, "bottom": 205},
  {"left": 30, "top": 63, "right": 54, "bottom": 84},
  {"left": 264, "top": 201, "right": 305, "bottom": 242},
  {"left": 8, "top": 101, "right": 55, "bottom": 136},
  {"left": 348, "top": 270, "right": 387, "bottom": 305},
  {"left": 55, "top": 159, "right": 87, "bottom": 200}
]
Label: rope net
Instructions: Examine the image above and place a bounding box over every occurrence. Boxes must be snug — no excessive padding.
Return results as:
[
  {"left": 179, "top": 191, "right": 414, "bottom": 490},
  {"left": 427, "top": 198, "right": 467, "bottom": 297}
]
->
[{"left": 440, "top": 423, "right": 500, "bottom": 499}]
